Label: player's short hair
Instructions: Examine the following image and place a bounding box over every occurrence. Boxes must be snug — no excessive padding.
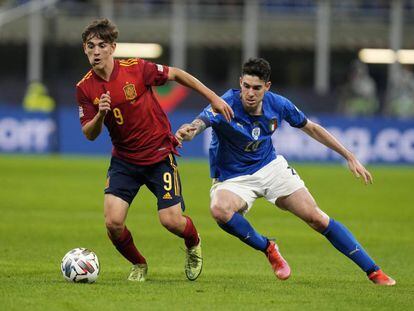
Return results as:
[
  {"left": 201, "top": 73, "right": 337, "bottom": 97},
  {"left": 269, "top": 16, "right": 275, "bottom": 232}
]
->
[
  {"left": 242, "top": 58, "right": 271, "bottom": 82},
  {"left": 82, "top": 18, "right": 119, "bottom": 43}
]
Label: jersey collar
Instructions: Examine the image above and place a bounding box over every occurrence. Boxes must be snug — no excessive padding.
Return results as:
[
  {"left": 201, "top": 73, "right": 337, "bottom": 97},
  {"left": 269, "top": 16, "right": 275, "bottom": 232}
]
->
[{"left": 92, "top": 59, "right": 120, "bottom": 82}]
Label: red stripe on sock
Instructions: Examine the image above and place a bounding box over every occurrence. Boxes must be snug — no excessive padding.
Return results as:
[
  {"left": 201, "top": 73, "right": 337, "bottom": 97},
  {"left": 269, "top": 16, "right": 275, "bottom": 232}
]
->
[
  {"left": 108, "top": 227, "right": 146, "bottom": 265},
  {"left": 182, "top": 216, "right": 200, "bottom": 248}
]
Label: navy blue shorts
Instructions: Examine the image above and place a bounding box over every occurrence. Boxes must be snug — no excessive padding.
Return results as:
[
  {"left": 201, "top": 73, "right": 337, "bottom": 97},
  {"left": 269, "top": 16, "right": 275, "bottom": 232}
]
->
[{"left": 104, "top": 154, "right": 185, "bottom": 211}]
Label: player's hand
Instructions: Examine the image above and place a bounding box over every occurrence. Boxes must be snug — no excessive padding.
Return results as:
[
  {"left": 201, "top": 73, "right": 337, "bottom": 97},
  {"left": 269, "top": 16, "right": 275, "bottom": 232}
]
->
[
  {"left": 98, "top": 91, "right": 111, "bottom": 117},
  {"left": 210, "top": 96, "right": 234, "bottom": 122},
  {"left": 347, "top": 155, "right": 373, "bottom": 185},
  {"left": 175, "top": 124, "right": 197, "bottom": 147}
]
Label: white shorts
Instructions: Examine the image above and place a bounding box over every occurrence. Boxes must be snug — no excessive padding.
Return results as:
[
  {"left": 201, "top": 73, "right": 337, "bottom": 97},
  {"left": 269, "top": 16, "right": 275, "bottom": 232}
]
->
[{"left": 210, "top": 155, "right": 305, "bottom": 212}]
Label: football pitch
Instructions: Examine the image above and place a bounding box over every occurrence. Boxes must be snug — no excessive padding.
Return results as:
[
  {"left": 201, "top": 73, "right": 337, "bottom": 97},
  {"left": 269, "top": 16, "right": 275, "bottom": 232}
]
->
[{"left": 0, "top": 155, "right": 413, "bottom": 310}]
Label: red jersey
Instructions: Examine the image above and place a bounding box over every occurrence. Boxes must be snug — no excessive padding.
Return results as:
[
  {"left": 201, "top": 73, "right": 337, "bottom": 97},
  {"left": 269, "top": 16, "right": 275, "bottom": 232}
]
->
[{"left": 76, "top": 58, "right": 179, "bottom": 165}]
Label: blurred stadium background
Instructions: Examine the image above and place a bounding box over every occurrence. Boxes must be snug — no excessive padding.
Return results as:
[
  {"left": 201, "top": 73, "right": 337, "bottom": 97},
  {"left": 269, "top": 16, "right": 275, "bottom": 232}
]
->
[
  {"left": 0, "top": 0, "right": 414, "bottom": 163},
  {"left": 1, "top": 2, "right": 414, "bottom": 309}
]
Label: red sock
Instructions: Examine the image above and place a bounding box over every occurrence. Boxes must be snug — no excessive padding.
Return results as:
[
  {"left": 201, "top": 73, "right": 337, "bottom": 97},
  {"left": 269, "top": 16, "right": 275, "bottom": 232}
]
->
[
  {"left": 108, "top": 227, "right": 146, "bottom": 265},
  {"left": 182, "top": 216, "right": 200, "bottom": 249}
]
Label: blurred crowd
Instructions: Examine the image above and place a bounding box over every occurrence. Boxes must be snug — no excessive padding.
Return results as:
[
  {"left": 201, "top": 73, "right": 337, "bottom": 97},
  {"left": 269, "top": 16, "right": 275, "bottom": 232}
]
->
[
  {"left": 2, "top": 0, "right": 414, "bottom": 117},
  {"left": 338, "top": 61, "right": 414, "bottom": 118},
  {"left": 4, "top": 0, "right": 414, "bottom": 9}
]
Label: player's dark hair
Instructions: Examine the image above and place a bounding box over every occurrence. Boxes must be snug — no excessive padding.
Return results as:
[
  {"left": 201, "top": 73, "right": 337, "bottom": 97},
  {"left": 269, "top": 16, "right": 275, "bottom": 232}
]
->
[
  {"left": 82, "top": 18, "right": 119, "bottom": 43},
  {"left": 242, "top": 58, "right": 271, "bottom": 82}
]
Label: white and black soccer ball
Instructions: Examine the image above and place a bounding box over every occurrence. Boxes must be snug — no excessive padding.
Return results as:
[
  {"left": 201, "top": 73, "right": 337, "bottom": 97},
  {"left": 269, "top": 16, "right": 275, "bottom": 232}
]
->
[{"left": 61, "top": 248, "right": 100, "bottom": 283}]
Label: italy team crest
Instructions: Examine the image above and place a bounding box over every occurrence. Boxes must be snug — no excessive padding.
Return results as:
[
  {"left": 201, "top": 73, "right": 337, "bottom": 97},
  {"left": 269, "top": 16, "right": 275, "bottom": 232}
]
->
[
  {"left": 123, "top": 83, "right": 137, "bottom": 101},
  {"left": 252, "top": 127, "right": 261, "bottom": 140},
  {"left": 269, "top": 118, "right": 278, "bottom": 132}
]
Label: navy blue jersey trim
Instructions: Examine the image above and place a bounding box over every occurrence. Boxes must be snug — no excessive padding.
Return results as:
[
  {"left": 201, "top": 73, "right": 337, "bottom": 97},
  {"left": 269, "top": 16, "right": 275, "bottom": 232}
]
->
[
  {"left": 197, "top": 115, "right": 211, "bottom": 127},
  {"left": 293, "top": 118, "right": 308, "bottom": 128}
]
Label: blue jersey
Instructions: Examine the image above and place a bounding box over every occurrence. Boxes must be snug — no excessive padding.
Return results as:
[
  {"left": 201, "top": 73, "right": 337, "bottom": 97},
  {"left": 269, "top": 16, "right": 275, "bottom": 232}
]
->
[{"left": 197, "top": 89, "right": 307, "bottom": 181}]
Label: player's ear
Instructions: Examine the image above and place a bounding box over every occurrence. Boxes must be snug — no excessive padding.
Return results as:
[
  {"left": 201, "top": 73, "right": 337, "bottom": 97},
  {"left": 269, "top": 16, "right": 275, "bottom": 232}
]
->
[
  {"left": 239, "top": 77, "right": 243, "bottom": 87},
  {"left": 83, "top": 43, "right": 87, "bottom": 54},
  {"left": 265, "top": 81, "right": 271, "bottom": 90},
  {"left": 110, "top": 42, "right": 116, "bottom": 55}
]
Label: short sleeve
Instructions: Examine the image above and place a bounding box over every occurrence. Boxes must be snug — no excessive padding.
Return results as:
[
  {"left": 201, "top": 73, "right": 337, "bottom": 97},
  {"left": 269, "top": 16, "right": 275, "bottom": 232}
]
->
[
  {"left": 76, "top": 86, "right": 97, "bottom": 127},
  {"left": 282, "top": 98, "right": 308, "bottom": 128},
  {"left": 196, "top": 105, "right": 223, "bottom": 128},
  {"left": 141, "top": 59, "right": 169, "bottom": 86}
]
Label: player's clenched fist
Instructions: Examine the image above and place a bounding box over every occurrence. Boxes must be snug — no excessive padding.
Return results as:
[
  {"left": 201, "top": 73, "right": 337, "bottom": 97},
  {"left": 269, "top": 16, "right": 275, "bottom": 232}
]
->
[
  {"left": 175, "top": 124, "right": 197, "bottom": 147},
  {"left": 98, "top": 91, "right": 111, "bottom": 116}
]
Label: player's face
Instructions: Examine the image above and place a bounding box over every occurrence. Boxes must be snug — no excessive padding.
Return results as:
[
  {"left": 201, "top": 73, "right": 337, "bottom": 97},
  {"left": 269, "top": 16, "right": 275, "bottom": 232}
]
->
[
  {"left": 83, "top": 36, "right": 116, "bottom": 71},
  {"left": 240, "top": 75, "right": 271, "bottom": 113}
]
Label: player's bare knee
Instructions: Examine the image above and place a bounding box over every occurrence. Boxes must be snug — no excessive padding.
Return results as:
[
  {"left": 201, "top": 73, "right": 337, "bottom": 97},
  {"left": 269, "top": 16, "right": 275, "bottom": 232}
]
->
[
  {"left": 307, "top": 214, "right": 329, "bottom": 232},
  {"left": 159, "top": 215, "right": 181, "bottom": 232},
  {"left": 157, "top": 203, "right": 186, "bottom": 233},
  {"left": 105, "top": 218, "right": 124, "bottom": 237},
  {"left": 210, "top": 202, "right": 232, "bottom": 223},
  {"left": 159, "top": 217, "right": 175, "bottom": 231},
  {"left": 275, "top": 203, "right": 288, "bottom": 211}
]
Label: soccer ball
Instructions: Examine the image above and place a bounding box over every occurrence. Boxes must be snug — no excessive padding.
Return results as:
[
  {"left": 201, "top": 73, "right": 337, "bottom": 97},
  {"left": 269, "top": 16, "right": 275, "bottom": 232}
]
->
[{"left": 61, "top": 248, "right": 100, "bottom": 283}]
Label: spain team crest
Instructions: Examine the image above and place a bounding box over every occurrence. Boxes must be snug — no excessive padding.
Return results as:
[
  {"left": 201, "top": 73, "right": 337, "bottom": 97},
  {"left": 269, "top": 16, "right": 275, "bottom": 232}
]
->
[{"left": 123, "top": 83, "right": 137, "bottom": 101}]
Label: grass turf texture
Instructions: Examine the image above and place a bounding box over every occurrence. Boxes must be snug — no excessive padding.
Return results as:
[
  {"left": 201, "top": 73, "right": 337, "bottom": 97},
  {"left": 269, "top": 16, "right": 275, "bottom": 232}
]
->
[{"left": 0, "top": 155, "right": 413, "bottom": 310}]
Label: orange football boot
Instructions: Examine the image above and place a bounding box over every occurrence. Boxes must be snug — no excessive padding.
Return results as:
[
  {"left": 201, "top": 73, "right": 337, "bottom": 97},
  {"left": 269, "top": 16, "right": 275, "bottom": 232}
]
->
[
  {"left": 266, "top": 241, "right": 291, "bottom": 280},
  {"left": 368, "top": 269, "right": 396, "bottom": 286}
]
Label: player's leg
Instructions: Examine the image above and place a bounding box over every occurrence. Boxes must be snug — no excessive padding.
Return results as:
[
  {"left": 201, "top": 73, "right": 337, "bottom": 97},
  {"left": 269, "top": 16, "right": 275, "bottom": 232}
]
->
[
  {"left": 158, "top": 203, "right": 199, "bottom": 248},
  {"left": 210, "top": 188, "right": 268, "bottom": 251},
  {"left": 276, "top": 187, "right": 395, "bottom": 285},
  {"left": 157, "top": 202, "right": 202, "bottom": 280},
  {"left": 104, "top": 194, "right": 148, "bottom": 281},
  {"left": 104, "top": 194, "right": 129, "bottom": 239},
  {"left": 275, "top": 188, "right": 329, "bottom": 232},
  {"left": 147, "top": 154, "right": 200, "bottom": 248},
  {"left": 157, "top": 200, "right": 198, "bottom": 250},
  {"left": 104, "top": 157, "right": 147, "bottom": 281},
  {"left": 210, "top": 188, "right": 290, "bottom": 280},
  {"left": 146, "top": 154, "right": 202, "bottom": 280}
]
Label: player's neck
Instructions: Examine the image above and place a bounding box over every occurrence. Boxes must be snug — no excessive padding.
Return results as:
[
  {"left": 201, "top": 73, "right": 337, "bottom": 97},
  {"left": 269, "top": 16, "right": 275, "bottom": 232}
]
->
[
  {"left": 93, "top": 59, "right": 115, "bottom": 81},
  {"left": 244, "top": 101, "right": 263, "bottom": 116}
]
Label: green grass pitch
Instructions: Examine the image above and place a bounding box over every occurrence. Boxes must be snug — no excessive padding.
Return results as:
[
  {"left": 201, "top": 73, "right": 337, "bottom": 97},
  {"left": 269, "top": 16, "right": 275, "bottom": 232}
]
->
[{"left": 0, "top": 155, "right": 413, "bottom": 310}]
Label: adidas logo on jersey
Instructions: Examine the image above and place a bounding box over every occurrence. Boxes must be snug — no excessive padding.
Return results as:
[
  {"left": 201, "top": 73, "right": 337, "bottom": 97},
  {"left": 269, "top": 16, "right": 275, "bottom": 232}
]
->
[{"left": 163, "top": 192, "right": 172, "bottom": 200}]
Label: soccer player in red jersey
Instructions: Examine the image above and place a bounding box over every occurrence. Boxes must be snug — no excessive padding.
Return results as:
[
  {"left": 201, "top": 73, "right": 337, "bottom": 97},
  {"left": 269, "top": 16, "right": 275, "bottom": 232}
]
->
[{"left": 76, "top": 18, "right": 233, "bottom": 282}]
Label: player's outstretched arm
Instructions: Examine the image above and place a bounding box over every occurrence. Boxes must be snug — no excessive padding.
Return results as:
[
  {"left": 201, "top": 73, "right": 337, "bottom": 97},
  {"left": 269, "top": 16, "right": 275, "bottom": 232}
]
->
[
  {"left": 82, "top": 91, "right": 111, "bottom": 141},
  {"left": 175, "top": 118, "right": 207, "bottom": 147},
  {"left": 168, "top": 67, "right": 234, "bottom": 122},
  {"left": 301, "top": 120, "right": 373, "bottom": 185}
]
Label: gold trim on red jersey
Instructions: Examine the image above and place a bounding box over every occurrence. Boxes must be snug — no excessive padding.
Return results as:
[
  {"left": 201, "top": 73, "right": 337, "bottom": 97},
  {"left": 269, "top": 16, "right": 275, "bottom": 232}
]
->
[
  {"left": 120, "top": 58, "right": 138, "bottom": 63},
  {"left": 119, "top": 58, "right": 139, "bottom": 67},
  {"left": 76, "top": 70, "right": 93, "bottom": 87}
]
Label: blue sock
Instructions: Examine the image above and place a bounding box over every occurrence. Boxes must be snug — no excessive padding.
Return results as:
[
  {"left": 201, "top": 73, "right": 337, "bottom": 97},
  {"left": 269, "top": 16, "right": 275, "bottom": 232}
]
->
[
  {"left": 218, "top": 213, "right": 268, "bottom": 252},
  {"left": 322, "top": 219, "right": 379, "bottom": 274}
]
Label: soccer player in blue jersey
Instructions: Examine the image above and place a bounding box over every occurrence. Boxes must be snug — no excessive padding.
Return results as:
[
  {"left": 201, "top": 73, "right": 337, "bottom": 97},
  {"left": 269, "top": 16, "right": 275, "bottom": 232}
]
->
[{"left": 176, "top": 58, "right": 395, "bottom": 285}]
